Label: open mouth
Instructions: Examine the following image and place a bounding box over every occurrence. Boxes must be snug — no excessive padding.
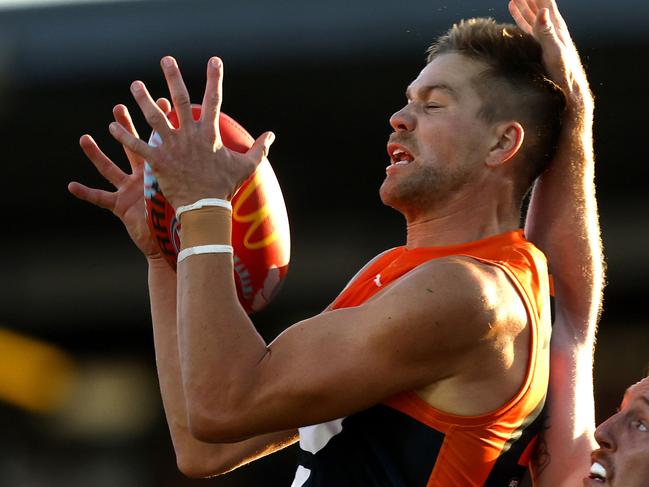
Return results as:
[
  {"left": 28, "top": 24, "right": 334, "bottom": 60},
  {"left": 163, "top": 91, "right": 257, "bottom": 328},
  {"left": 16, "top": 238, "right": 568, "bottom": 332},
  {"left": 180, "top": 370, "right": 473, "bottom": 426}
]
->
[
  {"left": 588, "top": 462, "right": 608, "bottom": 483},
  {"left": 387, "top": 143, "right": 415, "bottom": 166}
]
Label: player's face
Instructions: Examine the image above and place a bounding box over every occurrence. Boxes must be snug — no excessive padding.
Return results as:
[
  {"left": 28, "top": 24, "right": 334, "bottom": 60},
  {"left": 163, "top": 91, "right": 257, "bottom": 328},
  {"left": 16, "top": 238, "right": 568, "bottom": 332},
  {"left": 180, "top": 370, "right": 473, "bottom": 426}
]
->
[
  {"left": 381, "top": 53, "right": 495, "bottom": 214},
  {"left": 587, "top": 377, "right": 649, "bottom": 486}
]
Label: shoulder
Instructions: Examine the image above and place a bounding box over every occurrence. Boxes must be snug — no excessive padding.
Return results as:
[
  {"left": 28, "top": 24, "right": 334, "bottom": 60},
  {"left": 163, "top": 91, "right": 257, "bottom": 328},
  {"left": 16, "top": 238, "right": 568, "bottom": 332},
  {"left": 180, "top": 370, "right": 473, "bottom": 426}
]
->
[
  {"left": 324, "top": 247, "right": 400, "bottom": 311},
  {"left": 343, "top": 248, "right": 399, "bottom": 289},
  {"left": 368, "top": 255, "right": 525, "bottom": 341},
  {"left": 397, "top": 255, "right": 521, "bottom": 311},
  {"left": 347, "top": 255, "right": 527, "bottom": 383}
]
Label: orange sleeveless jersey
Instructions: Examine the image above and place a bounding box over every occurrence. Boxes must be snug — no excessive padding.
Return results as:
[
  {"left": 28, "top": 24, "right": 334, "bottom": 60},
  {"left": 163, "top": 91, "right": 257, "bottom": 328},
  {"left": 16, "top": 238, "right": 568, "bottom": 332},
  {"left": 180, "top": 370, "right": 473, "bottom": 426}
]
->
[{"left": 328, "top": 230, "right": 551, "bottom": 486}]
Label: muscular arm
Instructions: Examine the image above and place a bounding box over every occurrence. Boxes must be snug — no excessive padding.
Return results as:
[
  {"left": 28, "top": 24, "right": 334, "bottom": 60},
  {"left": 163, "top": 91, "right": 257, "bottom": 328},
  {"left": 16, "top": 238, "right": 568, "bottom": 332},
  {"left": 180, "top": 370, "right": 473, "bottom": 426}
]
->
[
  {"left": 148, "top": 256, "right": 297, "bottom": 478},
  {"left": 106, "top": 57, "right": 543, "bottom": 474},
  {"left": 157, "top": 250, "right": 391, "bottom": 473},
  {"left": 69, "top": 102, "right": 297, "bottom": 479},
  {"left": 511, "top": 0, "right": 605, "bottom": 484},
  {"left": 175, "top": 254, "right": 497, "bottom": 442},
  {"left": 105, "top": 58, "right": 503, "bottom": 444},
  {"left": 526, "top": 100, "right": 601, "bottom": 487}
]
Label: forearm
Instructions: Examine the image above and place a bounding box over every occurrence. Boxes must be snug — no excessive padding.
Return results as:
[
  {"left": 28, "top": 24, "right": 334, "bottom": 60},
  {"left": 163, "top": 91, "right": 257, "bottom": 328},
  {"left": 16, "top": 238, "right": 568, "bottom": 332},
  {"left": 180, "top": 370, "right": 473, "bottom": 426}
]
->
[
  {"left": 524, "top": 67, "right": 600, "bottom": 487},
  {"left": 527, "top": 161, "right": 599, "bottom": 485},
  {"left": 177, "top": 253, "right": 270, "bottom": 441},
  {"left": 526, "top": 106, "right": 600, "bottom": 485},
  {"left": 148, "top": 256, "right": 196, "bottom": 469},
  {"left": 532, "top": 325, "right": 597, "bottom": 487},
  {"left": 526, "top": 104, "right": 603, "bottom": 342},
  {"left": 149, "top": 257, "right": 292, "bottom": 476}
]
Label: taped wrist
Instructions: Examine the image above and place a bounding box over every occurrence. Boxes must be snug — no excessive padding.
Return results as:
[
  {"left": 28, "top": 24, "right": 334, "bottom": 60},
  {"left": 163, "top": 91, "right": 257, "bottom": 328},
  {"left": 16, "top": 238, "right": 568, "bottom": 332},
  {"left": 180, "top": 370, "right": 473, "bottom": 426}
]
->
[{"left": 178, "top": 205, "right": 233, "bottom": 262}]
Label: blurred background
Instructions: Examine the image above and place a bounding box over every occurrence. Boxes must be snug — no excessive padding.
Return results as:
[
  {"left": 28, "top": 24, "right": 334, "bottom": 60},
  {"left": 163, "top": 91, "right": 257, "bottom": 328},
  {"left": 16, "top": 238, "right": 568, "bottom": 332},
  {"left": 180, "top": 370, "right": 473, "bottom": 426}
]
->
[{"left": 0, "top": 0, "right": 647, "bottom": 485}]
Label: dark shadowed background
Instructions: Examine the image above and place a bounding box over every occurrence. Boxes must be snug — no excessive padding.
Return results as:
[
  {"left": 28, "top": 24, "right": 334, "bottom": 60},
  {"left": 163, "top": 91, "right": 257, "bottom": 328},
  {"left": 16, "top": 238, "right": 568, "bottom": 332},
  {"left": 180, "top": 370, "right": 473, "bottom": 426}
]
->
[{"left": 0, "top": 0, "right": 647, "bottom": 485}]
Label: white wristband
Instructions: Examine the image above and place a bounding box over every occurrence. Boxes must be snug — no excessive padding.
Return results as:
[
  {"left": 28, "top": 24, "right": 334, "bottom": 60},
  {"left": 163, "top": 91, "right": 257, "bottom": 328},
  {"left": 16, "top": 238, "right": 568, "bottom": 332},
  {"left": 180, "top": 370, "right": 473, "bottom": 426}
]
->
[
  {"left": 175, "top": 198, "right": 232, "bottom": 220},
  {"left": 177, "top": 244, "right": 234, "bottom": 262}
]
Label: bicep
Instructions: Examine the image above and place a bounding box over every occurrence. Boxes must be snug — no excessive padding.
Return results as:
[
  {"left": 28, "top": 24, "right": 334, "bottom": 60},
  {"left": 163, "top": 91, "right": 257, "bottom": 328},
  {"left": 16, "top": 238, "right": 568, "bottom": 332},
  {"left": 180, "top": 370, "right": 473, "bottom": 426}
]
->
[{"left": 227, "top": 261, "right": 491, "bottom": 438}]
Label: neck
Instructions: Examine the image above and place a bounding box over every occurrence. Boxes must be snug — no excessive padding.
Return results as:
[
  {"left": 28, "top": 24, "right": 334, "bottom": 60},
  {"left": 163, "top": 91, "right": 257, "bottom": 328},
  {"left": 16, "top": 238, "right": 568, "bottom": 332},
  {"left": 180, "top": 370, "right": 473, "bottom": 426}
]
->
[{"left": 402, "top": 193, "right": 521, "bottom": 249}]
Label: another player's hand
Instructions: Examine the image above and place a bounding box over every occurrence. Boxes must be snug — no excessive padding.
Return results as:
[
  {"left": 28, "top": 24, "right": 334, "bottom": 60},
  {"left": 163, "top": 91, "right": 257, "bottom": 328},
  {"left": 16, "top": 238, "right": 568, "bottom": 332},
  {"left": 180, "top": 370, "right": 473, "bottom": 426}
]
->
[
  {"left": 508, "top": 0, "right": 593, "bottom": 116},
  {"left": 107, "top": 56, "right": 275, "bottom": 209},
  {"left": 68, "top": 101, "right": 171, "bottom": 260}
]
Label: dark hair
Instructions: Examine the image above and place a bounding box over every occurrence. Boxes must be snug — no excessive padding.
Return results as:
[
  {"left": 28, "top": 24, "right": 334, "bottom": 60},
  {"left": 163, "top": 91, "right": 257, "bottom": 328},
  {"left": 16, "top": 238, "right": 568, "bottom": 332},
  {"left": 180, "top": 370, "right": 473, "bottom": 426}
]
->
[{"left": 427, "top": 18, "right": 566, "bottom": 200}]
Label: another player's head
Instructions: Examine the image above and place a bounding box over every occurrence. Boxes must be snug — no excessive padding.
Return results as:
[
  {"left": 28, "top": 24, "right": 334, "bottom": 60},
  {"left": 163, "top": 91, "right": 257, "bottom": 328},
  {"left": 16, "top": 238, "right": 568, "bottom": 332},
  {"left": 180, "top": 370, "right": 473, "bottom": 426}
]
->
[
  {"left": 588, "top": 376, "right": 649, "bottom": 486},
  {"left": 381, "top": 18, "right": 565, "bottom": 217}
]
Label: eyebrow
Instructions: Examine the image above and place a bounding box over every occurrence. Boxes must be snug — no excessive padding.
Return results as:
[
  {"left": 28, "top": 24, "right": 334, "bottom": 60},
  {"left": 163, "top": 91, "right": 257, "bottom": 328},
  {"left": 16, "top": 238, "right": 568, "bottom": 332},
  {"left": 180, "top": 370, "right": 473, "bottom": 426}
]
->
[
  {"left": 405, "top": 83, "right": 458, "bottom": 101},
  {"left": 621, "top": 389, "right": 649, "bottom": 409}
]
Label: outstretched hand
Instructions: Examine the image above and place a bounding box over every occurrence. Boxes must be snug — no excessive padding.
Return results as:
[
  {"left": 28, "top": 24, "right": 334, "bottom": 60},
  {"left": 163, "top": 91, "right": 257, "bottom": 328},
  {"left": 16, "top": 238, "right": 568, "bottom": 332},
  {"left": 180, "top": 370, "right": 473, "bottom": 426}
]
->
[
  {"left": 508, "top": 0, "right": 593, "bottom": 115},
  {"left": 108, "top": 56, "right": 275, "bottom": 210},
  {"left": 68, "top": 100, "right": 171, "bottom": 259}
]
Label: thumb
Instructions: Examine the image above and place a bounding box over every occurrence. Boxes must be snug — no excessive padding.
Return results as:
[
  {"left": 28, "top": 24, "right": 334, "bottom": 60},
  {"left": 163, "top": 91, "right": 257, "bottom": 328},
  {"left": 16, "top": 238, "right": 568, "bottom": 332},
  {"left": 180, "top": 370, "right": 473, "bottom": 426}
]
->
[
  {"left": 248, "top": 131, "right": 276, "bottom": 164},
  {"left": 533, "top": 8, "right": 564, "bottom": 71},
  {"left": 533, "top": 8, "right": 557, "bottom": 42}
]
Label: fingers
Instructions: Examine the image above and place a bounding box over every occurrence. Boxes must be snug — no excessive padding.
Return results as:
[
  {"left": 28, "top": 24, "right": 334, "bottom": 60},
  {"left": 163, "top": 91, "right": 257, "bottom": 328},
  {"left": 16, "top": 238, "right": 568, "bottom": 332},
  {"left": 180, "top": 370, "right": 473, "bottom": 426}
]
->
[
  {"left": 510, "top": 0, "right": 572, "bottom": 72},
  {"left": 160, "top": 56, "right": 194, "bottom": 129},
  {"left": 531, "top": 7, "right": 568, "bottom": 82},
  {"left": 247, "top": 131, "right": 275, "bottom": 166},
  {"left": 108, "top": 120, "right": 156, "bottom": 162},
  {"left": 532, "top": 8, "right": 562, "bottom": 51},
  {"left": 201, "top": 57, "right": 223, "bottom": 142},
  {"left": 511, "top": 0, "right": 538, "bottom": 31},
  {"left": 541, "top": 0, "right": 571, "bottom": 45},
  {"left": 537, "top": 0, "right": 569, "bottom": 32},
  {"left": 508, "top": 1, "right": 533, "bottom": 34},
  {"left": 113, "top": 104, "right": 144, "bottom": 171},
  {"left": 79, "top": 134, "right": 127, "bottom": 188},
  {"left": 130, "top": 80, "right": 174, "bottom": 140},
  {"left": 156, "top": 97, "right": 172, "bottom": 113},
  {"left": 68, "top": 181, "right": 116, "bottom": 211},
  {"left": 113, "top": 104, "right": 139, "bottom": 138}
]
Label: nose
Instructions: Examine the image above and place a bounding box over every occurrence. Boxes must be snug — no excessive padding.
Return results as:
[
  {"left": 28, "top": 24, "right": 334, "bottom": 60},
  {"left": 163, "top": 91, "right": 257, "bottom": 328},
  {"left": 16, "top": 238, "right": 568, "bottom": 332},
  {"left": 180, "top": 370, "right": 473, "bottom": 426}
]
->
[
  {"left": 595, "top": 413, "right": 619, "bottom": 451},
  {"left": 389, "top": 105, "right": 416, "bottom": 132}
]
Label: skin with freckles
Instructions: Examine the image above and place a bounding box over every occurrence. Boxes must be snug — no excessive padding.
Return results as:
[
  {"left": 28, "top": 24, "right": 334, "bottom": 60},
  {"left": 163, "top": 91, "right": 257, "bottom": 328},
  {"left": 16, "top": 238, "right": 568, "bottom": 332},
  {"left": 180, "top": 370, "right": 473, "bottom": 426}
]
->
[{"left": 588, "top": 377, "right": 649, "bottom": 487}]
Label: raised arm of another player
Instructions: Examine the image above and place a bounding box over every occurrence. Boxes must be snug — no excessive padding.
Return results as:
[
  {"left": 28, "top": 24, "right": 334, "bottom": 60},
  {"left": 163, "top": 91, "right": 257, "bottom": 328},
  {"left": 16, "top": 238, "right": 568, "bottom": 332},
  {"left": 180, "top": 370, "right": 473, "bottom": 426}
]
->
[
  {"left": 510, "top": 1, "right": 604, "bottom": 485},
  {"left": 69, "top": 104, "right": 296, "bottom": 478}
]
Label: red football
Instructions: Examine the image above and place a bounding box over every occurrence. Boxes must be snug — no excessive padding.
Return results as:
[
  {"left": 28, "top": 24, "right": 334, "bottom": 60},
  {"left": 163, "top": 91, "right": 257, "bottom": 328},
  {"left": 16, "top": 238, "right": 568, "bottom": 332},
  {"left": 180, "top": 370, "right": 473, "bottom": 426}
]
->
[{"left": 144, "top": 106, "right": 290, "bottom": 314}]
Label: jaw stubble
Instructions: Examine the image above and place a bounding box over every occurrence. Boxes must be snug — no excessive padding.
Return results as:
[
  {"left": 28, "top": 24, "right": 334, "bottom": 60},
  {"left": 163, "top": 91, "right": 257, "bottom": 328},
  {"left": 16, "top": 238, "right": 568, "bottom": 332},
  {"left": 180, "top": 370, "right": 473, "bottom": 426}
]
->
[{"left": 380, "top": 160, "right": 474, "bottom": 217}]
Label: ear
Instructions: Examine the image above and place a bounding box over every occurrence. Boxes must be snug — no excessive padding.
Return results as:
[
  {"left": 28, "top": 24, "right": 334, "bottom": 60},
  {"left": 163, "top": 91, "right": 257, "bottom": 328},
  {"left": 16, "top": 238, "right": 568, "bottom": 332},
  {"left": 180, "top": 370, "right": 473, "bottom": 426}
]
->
[{"left": 485, "top": 121, "right": 524, "bottom": 168}]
